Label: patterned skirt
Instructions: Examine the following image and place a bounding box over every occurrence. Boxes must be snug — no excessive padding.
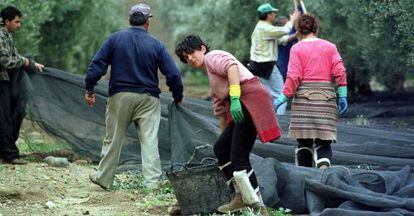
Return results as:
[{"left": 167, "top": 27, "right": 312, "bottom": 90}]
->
[{"left": 288, "top": 82, "right": 338, "bottom": 141}]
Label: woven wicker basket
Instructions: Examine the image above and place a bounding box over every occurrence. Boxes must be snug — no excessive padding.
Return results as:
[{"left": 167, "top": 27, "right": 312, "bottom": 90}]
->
[{"left": 166, "top": 159, "right": 233, "bottom": 215}]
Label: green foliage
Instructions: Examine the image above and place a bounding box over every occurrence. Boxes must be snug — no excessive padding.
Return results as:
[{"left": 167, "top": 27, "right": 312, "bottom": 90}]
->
[
  {"left": 38, "top": 0, "right": 125, "bottom": 73},
  {"left": 209, "top": 207, "right": 291, "bottom": 216},
  {"left": 155, "top": 0, "right": 413, "bottom": 93},
  {"left": 156, "top": 0, "right": 293, "bottom": 82},
  {"left": 2, "top": 1, "right": 412, "bottom": 92},
  {"left": 269, "top": 207, "right": 292, "bottom": 216},
  {"left": 17, "top": 141, "right": 69, "bottom": 155},
  {"left": 0, "top": 1, "right": 53, "bottom": 55},
  {"left": 112, "top": 172, "right": 176, "bottom": 208},
  {"left": 157, "top": 0, "right": 291, "bottom": 61},
  {"left": 184, "top": 69, "right": 210, "bottom": 85},
  {"left": 1, "top": 1, "right": 125, "bottom": 73},
  {"left": 112, "top": 171, "right": 152, "bottom": 194},
  {"left": 309, "top": 0, "right": 413, "bottom": 92},
  {"left": 353, "top": 114, "right": 370, "bottom": 126},
  {"left": 362, "top": 0, "right": 413, "bottom": 91}
]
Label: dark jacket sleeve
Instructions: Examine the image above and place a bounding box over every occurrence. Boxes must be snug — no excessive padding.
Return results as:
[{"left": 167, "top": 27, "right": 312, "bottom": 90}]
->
[
  {"left": 0, "top": 36, "right": 25, "bottom": 69},
  {"left": 157, "top": 44, "right": 184, "bottom": 101},
  {"left": 85, "top": 36, "right": 113, "bottom": 91}
]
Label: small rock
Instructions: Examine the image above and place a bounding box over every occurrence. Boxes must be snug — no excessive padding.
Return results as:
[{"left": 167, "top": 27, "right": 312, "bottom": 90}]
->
[
  {"left": 73, "top": 159, "right": 88, "bottom": 165},
  {"left": 28, "top": 131, "right": 41, "bottom": 136},
  {"left": 16, "top": 138, "right": 25, "bottom": 145},
  {"left": 44, "top": 156, "right": 70, "bottom": 167},
  {"left": 45, "top": 201, "right": 55, "bottom": 209},
  {"left": 32, "top": 139, "right": 44, "bottom": 144}
]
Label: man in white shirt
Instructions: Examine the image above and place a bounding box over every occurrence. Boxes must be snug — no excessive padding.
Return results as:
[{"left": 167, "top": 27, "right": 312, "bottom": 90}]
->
[{"left": 250, "top": 3, "right": 298, "bottom": 115}]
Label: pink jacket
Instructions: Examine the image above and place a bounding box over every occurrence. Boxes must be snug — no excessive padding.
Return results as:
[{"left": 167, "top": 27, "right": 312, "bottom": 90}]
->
[{"left": 283, "top": 38, "right": 347, "bottom": 97}]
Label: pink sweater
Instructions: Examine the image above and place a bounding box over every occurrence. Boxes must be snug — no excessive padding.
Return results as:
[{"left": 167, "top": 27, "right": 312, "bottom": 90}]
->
[
  {"left": 283, "top": 38, "right": 347, "bottom": 97},
  {"left": 204, "top": 50, "right": 255, "bottom": 117}
]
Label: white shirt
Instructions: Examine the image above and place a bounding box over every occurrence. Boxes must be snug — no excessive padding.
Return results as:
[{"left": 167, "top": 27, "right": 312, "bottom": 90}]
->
[{"left": 250, "top": 20, "right": 293, "bottom": 62}]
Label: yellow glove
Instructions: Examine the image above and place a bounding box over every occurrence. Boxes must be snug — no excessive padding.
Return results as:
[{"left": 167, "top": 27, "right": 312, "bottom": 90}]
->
[
  {"left": 229, "top": 85, "right": 244, "bottom": 123},
  {"left": 229, "top": 84, "right": 241, "bottom": 97}
]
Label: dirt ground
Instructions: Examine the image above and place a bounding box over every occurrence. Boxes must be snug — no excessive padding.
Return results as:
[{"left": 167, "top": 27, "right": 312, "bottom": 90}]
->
[
  {"left": 0, "top": 161, "right": 173, "bottom": 216},
  {"left": 0, "top": 83, "right": 212, "bottom": 216},
  {"left": 0, "top": 83, "right": 207, "bottom": 215},
  {"left": 0, "top": 119, "right": 175, "bottom": 216}
]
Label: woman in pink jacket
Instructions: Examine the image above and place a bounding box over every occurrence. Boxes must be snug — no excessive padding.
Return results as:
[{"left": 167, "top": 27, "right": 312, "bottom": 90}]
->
[
  {"left": 175, "top": 35, "right": 280, "bottom": 215},
  {"left": 274, "top": 14, "right": 348, "bottom": 169}
]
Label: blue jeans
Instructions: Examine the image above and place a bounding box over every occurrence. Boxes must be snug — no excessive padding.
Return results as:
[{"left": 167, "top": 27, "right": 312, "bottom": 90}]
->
[{"left": 259, "top": 65, "right": 286, "bottom": 115}]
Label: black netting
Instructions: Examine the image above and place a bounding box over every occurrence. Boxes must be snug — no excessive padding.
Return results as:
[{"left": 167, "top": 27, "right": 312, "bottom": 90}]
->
[{"left": 22, "top": 68, "right": 414, "bottom": 215}]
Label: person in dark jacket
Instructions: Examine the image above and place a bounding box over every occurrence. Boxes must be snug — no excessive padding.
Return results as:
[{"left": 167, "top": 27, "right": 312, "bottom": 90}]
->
[
  {"left": 85, "top": 3, "right": 183, "bottom": 190},
  {"left": 0, "top": 6, "right": 44, "bottom": 165}
]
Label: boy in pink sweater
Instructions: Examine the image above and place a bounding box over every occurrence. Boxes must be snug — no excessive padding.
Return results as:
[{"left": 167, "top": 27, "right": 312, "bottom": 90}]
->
[
  {"left": 274, "top": 14, "right": 348, "bottom": 169},
  {"left": 176, "top": 35, "right": 280, "bottom": 215}
]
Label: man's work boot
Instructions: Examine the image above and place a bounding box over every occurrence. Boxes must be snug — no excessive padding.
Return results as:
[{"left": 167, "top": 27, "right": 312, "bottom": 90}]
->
[
  {"left": 7, "top": 158, "right": 28, "bottom": 165},
  {"left": 89, "top": 173, "right": 109, "bottom": 190},
  {"left": 217, "top": 193, "right": 248, "bottom": 213}
]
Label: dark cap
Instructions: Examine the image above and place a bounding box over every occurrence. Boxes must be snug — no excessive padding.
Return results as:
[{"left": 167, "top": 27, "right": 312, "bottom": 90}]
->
[{"left": 128, "top": 3, "right": 152, "bottom": 18}]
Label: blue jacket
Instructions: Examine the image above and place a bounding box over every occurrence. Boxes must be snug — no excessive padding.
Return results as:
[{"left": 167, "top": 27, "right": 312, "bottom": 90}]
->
[
  {"left": 85, "top": 26, "right": 183, "bottom": 101},
  {"left": 277, "top": 35, "right": 297, "bottom": 81}
]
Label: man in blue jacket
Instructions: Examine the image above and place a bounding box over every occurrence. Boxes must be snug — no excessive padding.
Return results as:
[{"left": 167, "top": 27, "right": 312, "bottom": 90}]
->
[{"left": 85, "top": 3, "right": 183, "bottom": 190}]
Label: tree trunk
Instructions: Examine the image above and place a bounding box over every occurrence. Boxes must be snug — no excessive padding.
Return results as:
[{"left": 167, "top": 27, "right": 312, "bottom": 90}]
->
[
  {"left": 348, "top": 69, "right": 373, "bottom": 96},
  {"left": 392, "top": 72, "right": 406, "bottom": 93}
]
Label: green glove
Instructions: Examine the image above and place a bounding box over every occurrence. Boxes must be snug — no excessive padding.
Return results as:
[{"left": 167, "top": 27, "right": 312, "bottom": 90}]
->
[{"left": 230, "top": 96, "right": 244, "bottom": 123}]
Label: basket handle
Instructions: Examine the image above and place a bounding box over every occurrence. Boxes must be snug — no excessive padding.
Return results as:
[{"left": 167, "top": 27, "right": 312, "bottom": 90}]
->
[
  {"left": 169, "top": 163, "right": 189, "bottom": 172},
  {"left": 200, "top": 157, "right": 218, "bottom": 165}
]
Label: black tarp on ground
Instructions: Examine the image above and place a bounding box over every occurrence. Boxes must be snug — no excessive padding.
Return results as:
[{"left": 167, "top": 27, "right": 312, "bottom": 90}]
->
[{"left": 24, "top": 68, "right": 414, "bottom": 215}]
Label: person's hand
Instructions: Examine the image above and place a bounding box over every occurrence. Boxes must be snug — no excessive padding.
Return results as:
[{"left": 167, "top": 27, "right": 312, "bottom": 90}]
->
[
  {"left": 294, "top": 31, "right": 299, "bottom": 38},
  {"left": 24, "top": 58, "right": 44, "bottom": 73},
  {"left": 274, "top": 99, "right": 286, "bottom": 112},
  {"left": 84, "top": 92, "right": 96, "bottom": 108},
  {"left": 35, "top": 62, "right": 44, "bottom": 72},
  {"left": 230, "top": 96, "right": 244, "bottom": 123},
  {"left": 290, "top": 11, "right": 300, "bottom": 22},
  {"left": 274, "top": 94, "right": 288, "bottom": 113},
  {"left": 338, "top": 97, "right": 348, "bottom": 115},
  {"left": 24, "top": 58, "right": 30, "bottom": 67}
]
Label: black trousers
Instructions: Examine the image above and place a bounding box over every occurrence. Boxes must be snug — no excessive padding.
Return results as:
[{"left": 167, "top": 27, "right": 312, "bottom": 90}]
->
[
  {"left": 213, "top": 104, "right": 258, "bottom": 189},
  {"left": 0, "top": 70, "right": 26, "bottom": 161}
]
